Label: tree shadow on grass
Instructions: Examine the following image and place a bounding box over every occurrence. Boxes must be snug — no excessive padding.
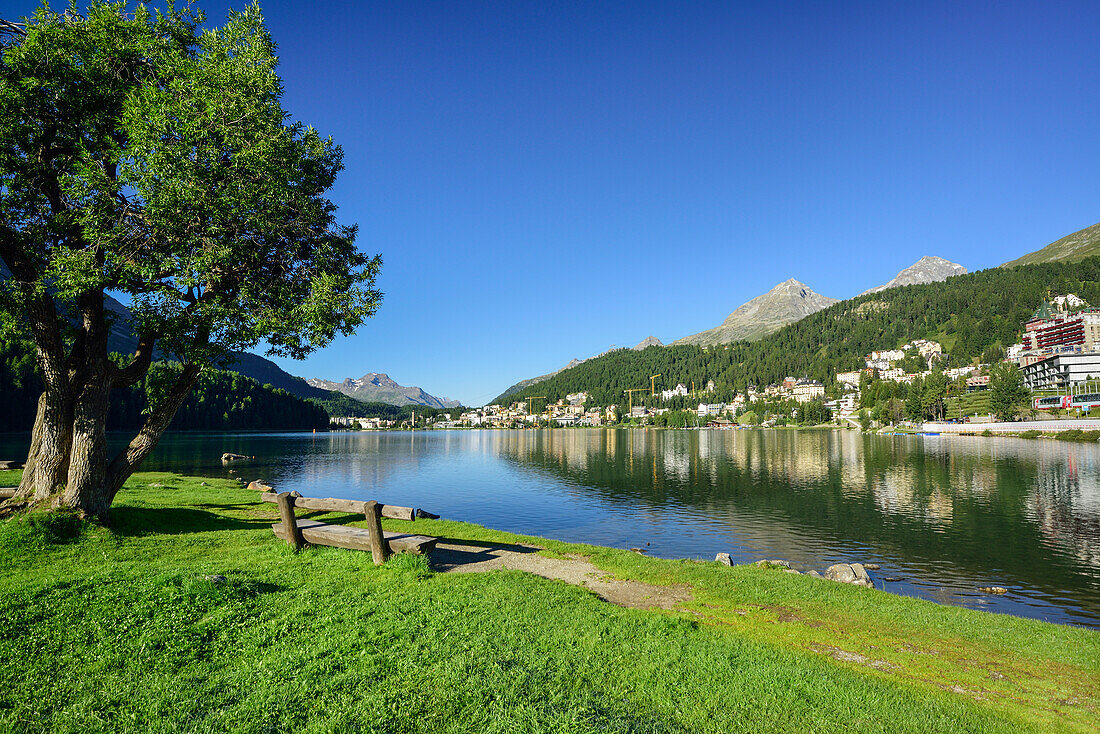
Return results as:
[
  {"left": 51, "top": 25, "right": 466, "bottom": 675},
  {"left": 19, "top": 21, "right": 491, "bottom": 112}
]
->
[{"left": 111, "top": 506, "right": 276, "bottom": 536}]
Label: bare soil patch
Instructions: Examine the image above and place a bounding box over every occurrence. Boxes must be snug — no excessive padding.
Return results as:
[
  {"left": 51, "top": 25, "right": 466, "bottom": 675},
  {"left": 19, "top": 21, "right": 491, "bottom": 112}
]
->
[{"left": 430, "top": 541, "right": 691, "bottom": 610}]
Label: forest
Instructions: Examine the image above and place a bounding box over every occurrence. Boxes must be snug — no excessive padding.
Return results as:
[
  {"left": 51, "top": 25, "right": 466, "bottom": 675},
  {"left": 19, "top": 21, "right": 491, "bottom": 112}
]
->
[
  {"left": 497, "top": 257, "right": 1100, "bottom": 408},
  {"left": 1, "top": 336, "right": 329, "bottom": 432}
]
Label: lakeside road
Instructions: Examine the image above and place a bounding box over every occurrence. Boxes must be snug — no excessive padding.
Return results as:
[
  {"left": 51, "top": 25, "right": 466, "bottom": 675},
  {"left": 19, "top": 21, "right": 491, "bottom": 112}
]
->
[{"left": 1, "top": 469, "right": 1097, "bottom": 733}]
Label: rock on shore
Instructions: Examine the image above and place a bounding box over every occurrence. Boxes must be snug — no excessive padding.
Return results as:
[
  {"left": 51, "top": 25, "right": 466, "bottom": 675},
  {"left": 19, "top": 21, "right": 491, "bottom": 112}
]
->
[{"left": 825, "top": 563, "right": 874, "bottom": 588}]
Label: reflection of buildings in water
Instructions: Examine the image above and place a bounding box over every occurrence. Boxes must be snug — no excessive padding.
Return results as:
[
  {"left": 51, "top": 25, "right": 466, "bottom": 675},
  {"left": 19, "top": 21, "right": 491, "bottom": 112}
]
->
[
  {"left": 1027, "top": 456, "right": 1100, "bottom": 573},
  {"left": 866, "top": 462, "right": 954, "bottom": 525}
]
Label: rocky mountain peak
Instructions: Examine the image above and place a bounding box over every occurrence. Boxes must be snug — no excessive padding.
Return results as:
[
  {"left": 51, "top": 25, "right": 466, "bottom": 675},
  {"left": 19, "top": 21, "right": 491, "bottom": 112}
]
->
[
  {"left": 307, "top": 373, "right": 459, "bottom": 409},
  {"left": 862, "top": 256, "right": 967, "bottom": 295},
  {"left": 672, "top": 279, "right": 838, "bottom": 346},
  {"left": 633, "top": 335, "right": 664, "bottom": 350}
]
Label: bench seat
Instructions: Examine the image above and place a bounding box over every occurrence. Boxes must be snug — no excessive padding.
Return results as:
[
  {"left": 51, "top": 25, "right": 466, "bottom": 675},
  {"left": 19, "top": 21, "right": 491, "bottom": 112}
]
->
[{"left": 272, "top": 519, "right": 437, "bottom": 555}]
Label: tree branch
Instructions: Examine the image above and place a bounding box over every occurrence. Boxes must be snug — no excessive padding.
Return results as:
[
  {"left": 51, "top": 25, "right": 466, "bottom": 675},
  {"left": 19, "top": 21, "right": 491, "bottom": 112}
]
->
[{"left": 113, "top": 331, "right": 157, "bottom": 387}]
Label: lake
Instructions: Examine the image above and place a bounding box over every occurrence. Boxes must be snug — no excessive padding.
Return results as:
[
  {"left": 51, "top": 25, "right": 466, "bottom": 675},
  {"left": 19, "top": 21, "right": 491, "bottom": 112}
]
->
[{"left": 3, "top": 428, "right": 1099, "bottom": 628}]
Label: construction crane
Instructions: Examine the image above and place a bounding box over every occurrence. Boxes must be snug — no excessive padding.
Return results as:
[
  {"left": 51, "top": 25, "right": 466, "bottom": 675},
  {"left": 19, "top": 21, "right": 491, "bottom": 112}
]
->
[
  {"left": 525, "top": 396, "right": 547, "bottom": 423},
  {"left": 623, "top": 388, "right": 648, "bottom": 416},
  {"left": 650, "top": 374, "right": 661, "bottom": 396}
]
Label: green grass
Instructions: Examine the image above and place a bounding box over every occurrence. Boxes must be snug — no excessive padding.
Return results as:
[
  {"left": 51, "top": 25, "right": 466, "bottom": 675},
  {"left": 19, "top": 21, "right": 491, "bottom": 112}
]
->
[
  {"left": 1, "top": 472, "right": 1098, "bottom": 733},
  {"left": 946, "top": 391, "right": 991, "bottom": 419}
]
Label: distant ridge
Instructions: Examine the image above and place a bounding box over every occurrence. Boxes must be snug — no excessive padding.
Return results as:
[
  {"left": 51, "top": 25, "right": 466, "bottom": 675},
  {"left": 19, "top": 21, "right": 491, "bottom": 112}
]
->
[
  {"left": 307, "top": 373, "right": 460, "bottom": 409},
  {"left": 633, "top": 336, "right": 663, "bottom": 350},
  {"left": 673, "top": 279, "right": 838, "bottom": 346},
  {"left": 861, "top": 256, "right": 967, "bottom": 295},
  {"left": 1002, "top": 222, "right": 1100, "bottom": 268}
]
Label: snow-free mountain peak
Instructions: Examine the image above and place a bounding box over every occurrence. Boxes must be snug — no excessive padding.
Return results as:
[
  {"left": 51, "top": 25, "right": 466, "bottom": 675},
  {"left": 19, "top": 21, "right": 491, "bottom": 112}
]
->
[
  {"left": 672, "top": 279, "right": 838, "bottom": 346},
  {"left": 633, "top": 335, "right": 664, "bottom": 350},
  {"left": 307, "top": 373, "right": 460, "bottom": 409},
  {"left": 861, "top": 256, "right": 967, "bottom": 295}
]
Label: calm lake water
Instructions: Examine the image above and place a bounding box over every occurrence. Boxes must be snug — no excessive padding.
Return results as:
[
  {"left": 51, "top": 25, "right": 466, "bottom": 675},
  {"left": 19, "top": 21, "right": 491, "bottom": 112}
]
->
[{"left": 4, "top": 428, "right": 1099, "bottom": 628}]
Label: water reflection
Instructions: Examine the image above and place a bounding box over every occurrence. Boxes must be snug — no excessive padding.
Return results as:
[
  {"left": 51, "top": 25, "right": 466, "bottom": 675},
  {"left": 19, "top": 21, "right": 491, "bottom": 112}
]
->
[
  {"left": 1, "top": 428, "right": 1097, "bottom": 627},
  {"left": 488, "top": 429, "right": 1100, "bottom": 627}
]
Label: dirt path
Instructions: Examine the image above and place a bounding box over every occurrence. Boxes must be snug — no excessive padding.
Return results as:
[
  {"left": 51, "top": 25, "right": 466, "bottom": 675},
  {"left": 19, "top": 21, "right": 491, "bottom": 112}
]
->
[{"left": 430, "top": 541, "right": 690, "bottom": 610}]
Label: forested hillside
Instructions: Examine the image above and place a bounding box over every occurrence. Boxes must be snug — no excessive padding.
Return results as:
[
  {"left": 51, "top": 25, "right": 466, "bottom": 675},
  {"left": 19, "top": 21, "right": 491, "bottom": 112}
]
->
[
  {"left": 1, "top": 336, "right": 329, "bottom": 432},
  {"left": 497, "top": 258, "right": 1100, "bottom": 407}
]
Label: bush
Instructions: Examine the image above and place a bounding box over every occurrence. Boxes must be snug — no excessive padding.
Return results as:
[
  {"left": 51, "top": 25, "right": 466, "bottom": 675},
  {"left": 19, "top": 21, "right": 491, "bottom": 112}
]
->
[
  {"left": 1018, "top": 430, "right": 1042, "bottom": 439},
  {"left": 1053, "top": 430, "right": 1100, "bottom": 442},
  {"left": 981, "top": 429, "right": 993, "bottom": 437}
]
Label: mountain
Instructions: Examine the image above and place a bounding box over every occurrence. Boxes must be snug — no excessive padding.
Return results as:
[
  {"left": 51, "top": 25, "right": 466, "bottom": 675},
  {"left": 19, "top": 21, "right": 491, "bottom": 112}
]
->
[
  {"left": 633, "top": 336, "right": 663, "bottom": 350},
  {"left": 498, "top": 255, "right": 1100, "bottom": 410},
  {"left": 672, "top": 279, "right": 839, "bottom": 346},
  {"left": 98, "top": 294, "right": 333, "bottom": 402},
  {"left": 307, "top": 373, "right": 460, "bottom": 409},
  {"left": 1002, "top": 222, "right": 1100, "bottom": 268},
  {"left": 860, "top": 256, "right": 967, "bottom": 295}
]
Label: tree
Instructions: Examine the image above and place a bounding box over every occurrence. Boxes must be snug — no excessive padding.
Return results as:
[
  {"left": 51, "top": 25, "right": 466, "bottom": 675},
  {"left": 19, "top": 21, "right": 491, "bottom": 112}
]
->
[
  {"left": 858, "top": 409, "right": 871, "bottom": 431},
  {"left": 921, "top": 369, "right": 948, "bottom": 421},
  {"left": 989, "top": 362, "right": 1030, "bottom": 421},
  {"left": 0, "top": 4, "right": 381, "bottom": 520},
  {"left": 904, "top": 377, "right": 925, "bottom": 422}
]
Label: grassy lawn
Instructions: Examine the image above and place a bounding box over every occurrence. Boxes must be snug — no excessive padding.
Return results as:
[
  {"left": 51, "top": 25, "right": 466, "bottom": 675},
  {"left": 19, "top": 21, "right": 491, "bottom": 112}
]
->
[{"left": 1, "top": 470, "right": 1097, "bottom": 733}]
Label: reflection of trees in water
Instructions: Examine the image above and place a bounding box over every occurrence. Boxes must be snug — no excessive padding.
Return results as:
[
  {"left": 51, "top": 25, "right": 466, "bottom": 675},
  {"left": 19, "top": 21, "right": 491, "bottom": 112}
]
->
[{"left": 493, "top": 429, "right": 1100, "bottom": 603}]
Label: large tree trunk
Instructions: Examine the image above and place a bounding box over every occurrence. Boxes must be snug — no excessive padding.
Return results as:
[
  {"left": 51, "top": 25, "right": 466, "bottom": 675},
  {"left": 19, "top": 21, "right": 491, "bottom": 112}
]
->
[
  {"left": 15, "top": 391, "right": 73, "bottom": 504},
  {"left": 103, "top": 363, "right": 202, "bottom": 504},
  {"left": 60, "top": 372, "right": 113, "bottom": 520}
]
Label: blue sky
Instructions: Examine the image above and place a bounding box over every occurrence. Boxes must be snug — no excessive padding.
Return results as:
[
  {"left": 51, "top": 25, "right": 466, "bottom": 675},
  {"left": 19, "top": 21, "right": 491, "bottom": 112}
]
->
[{"left": 10, "top": 1, "right": 1099, "bottom": 405}]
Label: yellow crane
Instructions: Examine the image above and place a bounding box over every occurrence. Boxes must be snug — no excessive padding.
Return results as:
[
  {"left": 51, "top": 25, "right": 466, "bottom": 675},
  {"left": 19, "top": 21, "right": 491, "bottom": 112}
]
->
[
  {"left": 650, "top": 373, "right": 661, "bottom": 396},
  {"left": 525, "top": 396, "right": 546, "bottom": 423},
  {"left": 623, "top": 388, "right": 648, "bottom": 416}
]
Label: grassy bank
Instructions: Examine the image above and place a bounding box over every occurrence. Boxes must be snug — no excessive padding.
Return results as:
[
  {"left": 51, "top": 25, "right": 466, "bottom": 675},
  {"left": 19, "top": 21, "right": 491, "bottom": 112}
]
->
[{"left": 1, "top": 472, "right": 1097, "bottom": 733}]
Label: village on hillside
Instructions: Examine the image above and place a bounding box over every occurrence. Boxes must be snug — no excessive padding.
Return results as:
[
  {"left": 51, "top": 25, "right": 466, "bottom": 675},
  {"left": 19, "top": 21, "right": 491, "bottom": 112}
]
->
[{"left": 333, "top": 294, "right": 1100, "bottom": 430}]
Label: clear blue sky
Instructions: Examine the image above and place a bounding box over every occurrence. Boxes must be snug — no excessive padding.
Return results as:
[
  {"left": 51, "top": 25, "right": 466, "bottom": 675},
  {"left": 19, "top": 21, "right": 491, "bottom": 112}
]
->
[{"left": 11, "top": 1, "right": 1099, "bottom": 405}]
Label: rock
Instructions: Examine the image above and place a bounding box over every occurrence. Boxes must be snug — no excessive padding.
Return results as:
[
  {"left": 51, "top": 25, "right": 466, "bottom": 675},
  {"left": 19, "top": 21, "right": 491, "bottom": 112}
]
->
[
  {"left": 825, "top": 563, "right": 874, "bottom": 588},
  {"left": 246, "top": 480, "right": 273, "bottom": 492},
  {"left": 783, "top": 568, "right": 801, "bottom": 574},
  {"left": 200, "top": 482, "right": 208, "bottom": 486},
  {"left": 0, "top": 460, "right": 24, "bottom": 470},
  {"left": 863, "top": 563, "right": 880, "bottom": 570},
  {"left": 630, "top": 548, "right": 646, "bottom": 554},
  {"left": 806, "top": 570, "right": 824, "bottom": 579},
  {"left": 715, "top": 552, "right": 732, "bottom": 566},
  {"left": 755, "top": 559, "right": 792, "bottom": 569},
  {"left": 884, "top": 576, "right": 903, "bottom": 582},
  {"left": 204, "top": 574, "right": 227, "bottom": 585},
  {"left": 221, "top": 452, "right": 250, "bottom": 462},
  {"left": 979, "top": 586, "right": 1008, "bottom": 595},
  {"left": 415, "top": 508, "right": 440, "bottom": 520}
]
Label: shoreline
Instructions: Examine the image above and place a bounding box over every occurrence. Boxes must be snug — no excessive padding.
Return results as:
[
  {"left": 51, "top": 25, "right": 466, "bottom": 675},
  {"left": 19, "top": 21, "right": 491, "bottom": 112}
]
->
[{"left": 2, "top": 470, "right": 1096, "bottom": 732}]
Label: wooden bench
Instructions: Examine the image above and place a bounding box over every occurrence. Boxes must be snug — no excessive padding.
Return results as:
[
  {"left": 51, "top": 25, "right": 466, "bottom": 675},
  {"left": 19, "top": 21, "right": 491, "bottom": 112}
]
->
[{"left": 260, "top": 491, "right": 437, "bottom": 563}]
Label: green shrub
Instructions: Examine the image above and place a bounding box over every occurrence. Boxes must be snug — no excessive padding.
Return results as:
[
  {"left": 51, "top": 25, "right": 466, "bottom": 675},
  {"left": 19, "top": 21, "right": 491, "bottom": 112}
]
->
[
  {"left": 1054, "top": 429, "right": 1100, "bottom": 442},
  {"left": 981, "top": 429, "right": 993, "bottom": 437},
  {"left": 1018, "top": 430, "right": 1042, "bottom": 439}
]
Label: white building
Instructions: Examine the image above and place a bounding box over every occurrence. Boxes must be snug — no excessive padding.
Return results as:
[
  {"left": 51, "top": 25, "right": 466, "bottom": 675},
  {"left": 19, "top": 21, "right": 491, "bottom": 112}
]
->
[
  {"left": 836, "top": 371, "right": 862, "bottom": 387},
  {"left": 1022, "top": 352, "right": 1100, "bottom": 391},
  {"left": 879, "top": 368, "right": 905, "bottom": 382},
  {"left": 697, "top": 403, "right": 726, "bottom": 417},
  {"left": 660, "top": 383, "right": 689, "bottom": 400},
  {"left": 868, "top": 349, "right": 905, "bottom": 363},
  {"left": 792, "top": 379, "right": 825, "bottom": 403}
]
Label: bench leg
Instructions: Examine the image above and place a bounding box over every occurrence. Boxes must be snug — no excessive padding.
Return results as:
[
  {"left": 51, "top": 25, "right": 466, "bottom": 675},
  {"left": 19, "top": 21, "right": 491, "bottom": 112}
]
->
[
  {"left": 365, "top": 500, "right": 389, "bottom": 565},
  {"left": 277, "top": 491, "right": 304, "bottom": 550}
]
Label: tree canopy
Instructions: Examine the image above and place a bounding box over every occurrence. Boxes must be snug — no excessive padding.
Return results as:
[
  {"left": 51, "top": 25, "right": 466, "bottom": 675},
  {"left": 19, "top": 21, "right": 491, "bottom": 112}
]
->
[{"left": 0, "top": 2, "right": 381, "bottom": 519}]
